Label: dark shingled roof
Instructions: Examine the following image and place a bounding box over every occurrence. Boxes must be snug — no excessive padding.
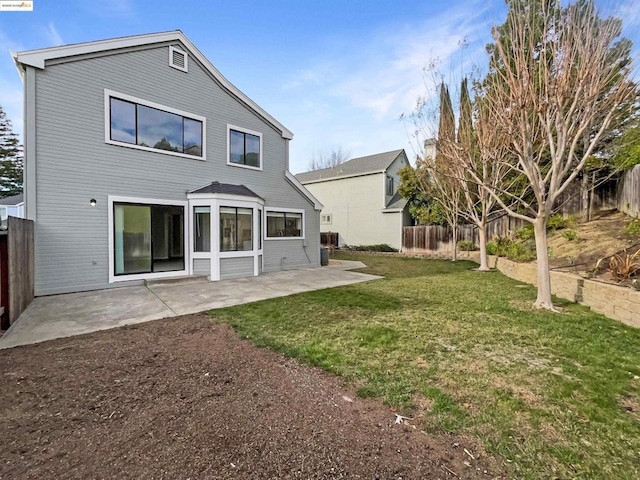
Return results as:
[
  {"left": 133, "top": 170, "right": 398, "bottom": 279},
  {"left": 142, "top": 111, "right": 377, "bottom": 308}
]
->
[
  {"left": 0, "top": 193, "right": 23, "bottom": 205},
  {"left": 295, "top": 149, "right": 405, "bottom": 184},
  {"left": 384, "top": 191, "right": 407, "bottom": 210},
  {"left": 189, "top": 182, "right": 262, "bottom": 199}
]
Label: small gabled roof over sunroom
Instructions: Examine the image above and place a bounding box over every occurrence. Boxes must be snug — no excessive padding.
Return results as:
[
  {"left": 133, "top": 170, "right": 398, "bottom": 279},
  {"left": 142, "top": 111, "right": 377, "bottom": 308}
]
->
[
  {"left": 295, "top": 149, "right": 406, "bottom": 185},
  {"left": 188, "top": 181, "right": 263, "bottom": 200},
  {"left": 11, "top": 30, "right": 293, "bottom": 140}
]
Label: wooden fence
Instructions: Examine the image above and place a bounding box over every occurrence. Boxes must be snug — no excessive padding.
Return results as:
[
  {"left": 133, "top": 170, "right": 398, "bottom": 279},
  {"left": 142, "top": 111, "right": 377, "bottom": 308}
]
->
[
  {"left": 401, "top": 167, "right": 640, "bottom": 255},
  {"left": 6, "top": 217, "right": 34, "bottom": 325},
  {"left": 320, "top": 232, "right": 339, "bottom": 247},
  {"left": 618, "top": 164, "right": 640, "bottom": 218},
  {"left": 402, "top": 214, "right": 527, "bottom": 254}
]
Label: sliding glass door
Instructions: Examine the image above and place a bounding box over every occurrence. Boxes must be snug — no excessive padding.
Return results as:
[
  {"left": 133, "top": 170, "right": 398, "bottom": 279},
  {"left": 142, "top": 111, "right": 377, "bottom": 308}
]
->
[{"left": 114, "top": 203, "right": 184, "bottom": 276}]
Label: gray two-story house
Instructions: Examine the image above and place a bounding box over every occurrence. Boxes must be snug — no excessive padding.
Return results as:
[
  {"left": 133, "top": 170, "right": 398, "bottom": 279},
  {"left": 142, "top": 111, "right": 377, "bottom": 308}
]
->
[{"left": 13, "top": 31, "right": 322, "bottom": 296}]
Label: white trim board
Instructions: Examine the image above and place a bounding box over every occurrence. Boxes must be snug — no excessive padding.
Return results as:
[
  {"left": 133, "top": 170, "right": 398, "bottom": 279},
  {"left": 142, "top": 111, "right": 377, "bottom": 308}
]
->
[{"left": 284, "top": 171, "right": 323, "bottom": 211}]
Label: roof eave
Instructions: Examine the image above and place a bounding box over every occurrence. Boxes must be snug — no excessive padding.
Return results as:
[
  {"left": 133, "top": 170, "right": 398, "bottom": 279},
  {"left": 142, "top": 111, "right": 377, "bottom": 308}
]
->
[
  {"left": 13, "top": 30, "right": 294, "bottom": 140},
  {"left": 285, "top": 171, "right": 324, "bottom": 211},
  {"left": 298, "top": 169, "right": 386, "bottom": 185}
]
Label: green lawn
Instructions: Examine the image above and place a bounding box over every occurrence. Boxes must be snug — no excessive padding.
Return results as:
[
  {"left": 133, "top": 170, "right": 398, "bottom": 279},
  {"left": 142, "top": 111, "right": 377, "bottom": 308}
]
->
[{"left": 208, "top": 254, "right": 640, "bottom": 479}]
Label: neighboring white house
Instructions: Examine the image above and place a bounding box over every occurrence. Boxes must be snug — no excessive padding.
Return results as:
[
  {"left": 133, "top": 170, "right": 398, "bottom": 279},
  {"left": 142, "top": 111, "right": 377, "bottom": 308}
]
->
[
  {"left": 0, "top": 193, "right": 24, "bottom": 229},
  {"left": 296, "top": 150, "right": 412, "bottom": 250}
]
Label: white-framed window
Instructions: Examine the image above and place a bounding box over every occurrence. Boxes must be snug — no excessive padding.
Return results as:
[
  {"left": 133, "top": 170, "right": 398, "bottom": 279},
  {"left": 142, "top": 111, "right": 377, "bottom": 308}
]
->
[
  {"left": 321, "top": 214, "right": 332, "bottom": 224},
  {"left": 108, "top": 196, "right": 188, "bottom": 284},
  {"left": 220, "top": 206, "right": 253, "bottom": 252},
  {"left": 227, "top": 124, "right": 262, "bottom": 171},
  {"left": 169, "top": 46, "right": 188, "bottom": 72},
  {"left": 387, "top": 176, "right": 394, "bottom": 195},
  {"left": 105, "top": 89, "right": 206, "bottom": 160},
  {"left": 194, "top": 206, "right": 211, "bottom": 252},
  {"left": 265, "top": 208, "right": 305, "bottom": 239}
]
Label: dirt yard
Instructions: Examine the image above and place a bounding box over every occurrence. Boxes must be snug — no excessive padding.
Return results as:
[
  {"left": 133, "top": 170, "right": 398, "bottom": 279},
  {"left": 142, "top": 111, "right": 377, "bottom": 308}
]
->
[{"left": 0, "top": 314, "right": 499, "bottom": 479}]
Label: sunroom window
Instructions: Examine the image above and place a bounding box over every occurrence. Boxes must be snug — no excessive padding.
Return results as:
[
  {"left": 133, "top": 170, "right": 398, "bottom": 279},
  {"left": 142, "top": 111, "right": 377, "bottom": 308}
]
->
[
  {"left": 194, "top": 206, "right": 210, "bottom": 252},
  {"left": 220, "top": 207, "right": 253, "bottom": 251}
]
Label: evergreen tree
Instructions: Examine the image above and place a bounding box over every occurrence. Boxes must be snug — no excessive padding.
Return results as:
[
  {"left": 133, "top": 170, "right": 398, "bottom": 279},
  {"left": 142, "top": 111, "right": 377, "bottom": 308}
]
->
[{"left": 0, "top": 105, "right": 23, "bottom": 197}]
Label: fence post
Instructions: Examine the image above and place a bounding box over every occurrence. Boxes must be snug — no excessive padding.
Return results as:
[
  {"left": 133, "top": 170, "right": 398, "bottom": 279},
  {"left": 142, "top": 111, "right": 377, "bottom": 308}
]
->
[{"left": 7, "top": 217, "right": 35, "bottom": 325}]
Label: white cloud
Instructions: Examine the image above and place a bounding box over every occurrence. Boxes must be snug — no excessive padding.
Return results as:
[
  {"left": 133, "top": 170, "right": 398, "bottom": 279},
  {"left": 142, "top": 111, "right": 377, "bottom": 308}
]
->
[
  {"left": 282, "top": 1, "right": 495, "bottom": 172},
  {"left": 286, "top": 2, "right": 491, "bottom": 119},
  {"left": 45, "top": 22, "right": 64, "bottom": 46}
]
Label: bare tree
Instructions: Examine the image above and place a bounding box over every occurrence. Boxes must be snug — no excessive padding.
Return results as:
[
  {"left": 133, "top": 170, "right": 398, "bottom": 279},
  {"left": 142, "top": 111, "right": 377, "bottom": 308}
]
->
[
  {"left": 473, "top": 0, "right": 637, "bottom": 309},
  {"left": 418, "top": 83, "right": 462, "bottom": 261},
  {"left": 307, "top": 147, "right": 351, "bottom": 171},
  {"left": 438, "top": 78, "right": 512, "bottom": 271}
]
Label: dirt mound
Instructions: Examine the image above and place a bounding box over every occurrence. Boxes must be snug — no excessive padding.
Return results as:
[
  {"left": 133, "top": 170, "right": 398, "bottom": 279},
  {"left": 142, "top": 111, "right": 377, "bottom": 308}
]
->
[{"left": 0, "top": 314, "right": 500, "bottom": 479}]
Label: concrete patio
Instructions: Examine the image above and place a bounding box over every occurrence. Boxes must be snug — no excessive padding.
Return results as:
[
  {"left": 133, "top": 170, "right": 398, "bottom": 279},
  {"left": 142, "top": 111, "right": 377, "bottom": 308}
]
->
[{"left": 0, "top": 261, "right": 381, "bottom": 349}]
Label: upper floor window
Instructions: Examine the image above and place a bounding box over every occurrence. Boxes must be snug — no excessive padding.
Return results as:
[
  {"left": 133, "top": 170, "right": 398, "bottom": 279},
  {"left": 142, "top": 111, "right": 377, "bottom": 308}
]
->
[
  {"left": 228, "top": 125, "right": 262, "bottom": 170},
  {"left": 321, "top": 214, "right": 332, "bottom": 224},
  {"left": 387, "top": 176, "right": 394, "bottom": 196},
  {"left": 106, "top": 90, "right": 205, "bottom": 160}
]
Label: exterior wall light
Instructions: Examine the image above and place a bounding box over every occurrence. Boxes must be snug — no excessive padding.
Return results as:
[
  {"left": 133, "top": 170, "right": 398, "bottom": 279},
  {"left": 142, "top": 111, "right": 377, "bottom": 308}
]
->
[{"left": 90, "top": 199, "right": 97, "bottom": 207}]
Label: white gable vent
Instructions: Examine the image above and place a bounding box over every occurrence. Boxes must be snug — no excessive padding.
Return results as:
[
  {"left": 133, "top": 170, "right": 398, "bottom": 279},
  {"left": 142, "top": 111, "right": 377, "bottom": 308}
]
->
[{"left": 169, "top": 46, "right": 188, "bottom": 72}]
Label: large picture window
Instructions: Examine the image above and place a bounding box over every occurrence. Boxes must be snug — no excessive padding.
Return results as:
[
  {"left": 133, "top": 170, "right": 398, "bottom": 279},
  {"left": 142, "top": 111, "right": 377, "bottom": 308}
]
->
[
  {"left": 228, "top": 126, "right": 261, "bottom": 169},
  {"left": 108, "top": 91, "right": 204, "bottom": 159},
  {"left": 220, "top": 207, "right": 253, "bottom": 252},
  {"left": 266, "top": 210, "right": 303, "bottom": 238}
]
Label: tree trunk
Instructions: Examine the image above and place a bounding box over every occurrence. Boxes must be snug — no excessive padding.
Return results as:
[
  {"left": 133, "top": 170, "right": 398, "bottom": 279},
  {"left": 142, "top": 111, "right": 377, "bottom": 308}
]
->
[
  {"left": 588, "top": 171, "right": 596, "bottom": 222},
  {"left": 451, "top": 223, "right": 458, "bottom": 262},
  {"left": 582, "top": 172, "right": 590, "bottom": 221},
  {"left": 477, "top": 222, "right": 490, "bottom": 271},
  {"left": 532, "top": 218, "right": 555, "bottom": 310}
]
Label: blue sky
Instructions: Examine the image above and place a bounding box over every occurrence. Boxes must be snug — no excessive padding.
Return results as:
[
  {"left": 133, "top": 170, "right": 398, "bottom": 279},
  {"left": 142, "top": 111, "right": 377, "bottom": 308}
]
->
[{"left": 1, "top": 0, "right": 639, "bottom": 173}]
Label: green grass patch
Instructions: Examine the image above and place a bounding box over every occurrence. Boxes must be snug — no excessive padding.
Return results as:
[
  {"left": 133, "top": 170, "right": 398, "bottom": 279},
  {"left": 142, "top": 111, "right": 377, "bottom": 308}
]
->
[{"left": 209, "top": 254, "right": 640, "bottom": 479}]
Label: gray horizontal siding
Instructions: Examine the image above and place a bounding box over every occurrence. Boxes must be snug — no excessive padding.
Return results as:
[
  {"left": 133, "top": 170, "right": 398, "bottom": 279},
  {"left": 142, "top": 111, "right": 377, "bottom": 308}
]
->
[
  {"left": 220, "top": 257, "right": 253, "bottom": 280},
  {"left": 32, "top": 44, "right": 319, "bottom": 295},
  {"left": 193, "top": 258, "right": 211, "bottom": 276}
]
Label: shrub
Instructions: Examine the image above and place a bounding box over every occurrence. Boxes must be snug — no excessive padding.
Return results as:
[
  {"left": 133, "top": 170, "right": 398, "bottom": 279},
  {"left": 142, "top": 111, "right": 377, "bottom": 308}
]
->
[
  {"left": 608, "top": 248, "right": 640, "bottom": 280},
  {"left": 485, "top": 235, "right": 535, "bottom": 261},
  {"left": 505, "top": 241, "right": 536, "bottom": 262},
  {"left": 494, "top": 235, "right": 512, "bottom": 251},
  {"left": 516, "top": 224, "right": 535, "bottom": 240},
  {"left": 562, "top": 229, "right": 579, "bottom": 241},
  {"left": 457, "top": 240, "right": 477, "bottom": 251},
  {"left": 347, "top": 244, "right": 398, "bottom": 253},
  {"left": 547, "top": 214, "right": 575, "bottom": 231},
  {"left": 624, "top": 220, "right": 640, "bottom": 236}
]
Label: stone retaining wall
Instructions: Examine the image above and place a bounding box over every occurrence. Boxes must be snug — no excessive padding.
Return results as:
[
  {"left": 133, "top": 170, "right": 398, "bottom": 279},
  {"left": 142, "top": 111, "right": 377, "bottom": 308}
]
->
[{"left": 471, "top": 253, "right": 640, "bottom": 328}]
